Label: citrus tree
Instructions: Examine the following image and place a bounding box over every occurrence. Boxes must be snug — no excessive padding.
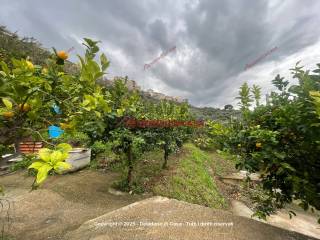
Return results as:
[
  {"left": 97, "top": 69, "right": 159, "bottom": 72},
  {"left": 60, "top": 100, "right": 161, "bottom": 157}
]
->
[
  {"left": 95, "top": 78, "right": 143, "bottom": 189},
  {"left": 223, "top": 62, "right": 320, "bottom": 220},
  {"left": 110, "top": 127, "right": 145, "bottom": 188},
  {"left": 0, "top": 38, "right": 111, "bottom": 155},
  {"left": 136, "top": 100, "right": 193, "bottom": 169}
]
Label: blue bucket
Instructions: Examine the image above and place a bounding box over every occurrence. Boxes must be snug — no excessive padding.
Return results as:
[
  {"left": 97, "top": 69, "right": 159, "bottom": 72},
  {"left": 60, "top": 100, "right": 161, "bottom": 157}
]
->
[{"left": 48, "top": 125, "right": 64, "bottom": 138}]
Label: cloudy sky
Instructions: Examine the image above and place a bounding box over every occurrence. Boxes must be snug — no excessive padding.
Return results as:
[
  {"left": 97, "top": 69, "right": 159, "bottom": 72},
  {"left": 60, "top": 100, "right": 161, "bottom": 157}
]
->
[{"left": 1, "top": 0, "right": 320, "bottom": 108}]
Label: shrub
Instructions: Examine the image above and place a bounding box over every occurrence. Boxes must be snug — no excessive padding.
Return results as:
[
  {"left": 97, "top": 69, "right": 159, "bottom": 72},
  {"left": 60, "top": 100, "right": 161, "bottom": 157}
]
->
[
  {"left": 28, "top": 143, "right": 72, "bottom": 187},
  {"left": 222, "top": 62, "right": 320, "bottom": 221},
  {"left": 55, "top": 132, "right": 90, "bottom": 148},
  {"left": 90, "top": 140, "right": 120, "bottom": 169},
  {"left": 10, "top": 154, "right": 36, "bottom": 173}
]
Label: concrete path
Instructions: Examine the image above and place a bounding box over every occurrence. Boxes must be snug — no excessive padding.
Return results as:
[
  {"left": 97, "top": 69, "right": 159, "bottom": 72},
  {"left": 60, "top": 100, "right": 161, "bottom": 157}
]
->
[
  {"left": 231, "top": 200, "right": 320, "bottom": 239},
  {"left": 219, "top": 169, "right": 320, "bottom": 239},
  {"left": 221, "top": 170, "right": 261, "bottom": 185},
  {"left": 64, "top": 196, "right": 317, "bottom": 240},
  {"left": 0, "top": 170, "right": 146, "bottom": 240}
]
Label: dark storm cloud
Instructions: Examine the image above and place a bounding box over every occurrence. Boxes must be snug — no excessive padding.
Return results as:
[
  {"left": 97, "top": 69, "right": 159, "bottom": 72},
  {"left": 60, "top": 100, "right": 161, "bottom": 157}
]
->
[
  {"left": 0, "top": 0, "right": 319, "bottom": 107},
  {"left": 147, "top": 19, "right": 170, "bottom": 49}
]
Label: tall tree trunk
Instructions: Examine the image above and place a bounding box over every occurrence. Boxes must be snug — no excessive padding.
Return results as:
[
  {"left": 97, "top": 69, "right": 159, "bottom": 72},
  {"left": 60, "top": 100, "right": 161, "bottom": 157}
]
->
[
  {"left": 162, "top": 142, "right": 169, "bottom": 169},
  {"left": 126, "top": 144, "right": 133, "bottom": 187},
  {"left": 14, "top": 139, "right": 21, "bottom": 154}
]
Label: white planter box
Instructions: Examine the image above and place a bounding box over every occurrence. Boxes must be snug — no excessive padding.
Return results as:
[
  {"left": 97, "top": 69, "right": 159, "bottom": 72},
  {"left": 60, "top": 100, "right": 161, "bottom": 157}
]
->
[{"left": 64, "top": 148, "right": 91, "bottom": 173}]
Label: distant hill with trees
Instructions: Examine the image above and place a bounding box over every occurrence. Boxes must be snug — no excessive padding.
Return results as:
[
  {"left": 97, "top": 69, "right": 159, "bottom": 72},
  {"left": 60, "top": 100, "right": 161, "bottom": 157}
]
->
[
  {"left": 0, "top": 26, "right": 78, "bottom": 73},
  {"left": 0, "top": 26, "right": 50, "bottom": 65},
  {"left": 189, "top": 105, "right": 240, "bottom": 121}
]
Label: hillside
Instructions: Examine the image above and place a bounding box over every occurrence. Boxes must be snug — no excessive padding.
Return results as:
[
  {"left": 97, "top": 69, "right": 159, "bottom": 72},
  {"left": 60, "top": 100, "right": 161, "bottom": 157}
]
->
[
  {"left": 190, "top": 106, "right": 240, "bottom": 121},
  {"left": 0, "top": 26, "right": 78, "bottom": 73},
  {"left": 0, "top": 26, "right": 50, "bottom": 65}
]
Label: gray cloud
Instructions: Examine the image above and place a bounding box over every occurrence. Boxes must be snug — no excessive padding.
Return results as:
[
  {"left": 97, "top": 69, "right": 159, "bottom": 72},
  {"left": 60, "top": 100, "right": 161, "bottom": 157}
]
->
[{"left": 0, "top": 0, "right": 319, "bottom": 107}]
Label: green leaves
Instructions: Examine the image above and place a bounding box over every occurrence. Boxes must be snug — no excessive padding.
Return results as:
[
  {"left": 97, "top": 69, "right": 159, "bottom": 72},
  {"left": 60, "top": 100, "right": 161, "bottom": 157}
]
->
[
  {"left": 38, "top": 148, "right": 51, "bottom": 162},
  {"left": 35, "top": 163, "right": 53, "bottom": 185},
  {"left": 0, "top": 61, "right": 10, "bottom": 76},
  {"left": 56, "top": 143, "right": 72, "bottom": 152},
  {"left": 2, "top": 98, "right": 12, "bottom": 109},
  {"left": 272, "top": 74, "right": 289, "bottom": 92},
  {"left": 251, "top": 85, "right": 261, "bottom": 107},
  {"left": 81, "top": 93, "right": 112, "bottom": 117},
  {"left": 29, "top": 143, "right": 72, "bottom": 187},
  {"left": 310, "top": 91, "right": 320, "bottom": 117},
  {"left": 236, "top": 82, "right": 252, "bottom": 112},
  {"left": 82, "top": 38, "right": 101, "bottom": 61},
  {"left": 79, "top": 58, "right": 103, "bottom": 84},
  {"left": 28, "top": 161, "right": 45, "bottom": 170},
  {"left": 53, "top": 161, "right": 71, "bottom": 173},
  {"left": 50, "top": 151, "right": 64, "bottom": 164},
  {"left": 116, "top": 108, "right": 125, "bottom": 117},
  {"left": 223, "top": 62, "right": 320, "bottom": 220},
  {"left": 100, "top": 53, "right": 110, "bottom": 72}
]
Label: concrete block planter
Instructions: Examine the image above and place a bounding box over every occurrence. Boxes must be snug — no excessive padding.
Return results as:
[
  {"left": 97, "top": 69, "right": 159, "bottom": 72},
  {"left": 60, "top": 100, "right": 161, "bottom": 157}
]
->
[{"left": 64, "top": 148, "right": 91, "bottom": 173}]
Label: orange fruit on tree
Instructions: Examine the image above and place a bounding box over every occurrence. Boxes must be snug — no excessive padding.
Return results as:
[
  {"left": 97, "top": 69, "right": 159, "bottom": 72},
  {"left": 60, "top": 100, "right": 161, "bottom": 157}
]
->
[
  {"left": 57, "top": 51, "right": 68, "bottom": 60},
  {"left": 2, "top": 111, "right": 14, "bottom": 118},
  {"left": 18, "top": 103, "right": 31, "bottom": 112},
  {"left": 256, "top": 142, "right": 262, "bottom": 148}
]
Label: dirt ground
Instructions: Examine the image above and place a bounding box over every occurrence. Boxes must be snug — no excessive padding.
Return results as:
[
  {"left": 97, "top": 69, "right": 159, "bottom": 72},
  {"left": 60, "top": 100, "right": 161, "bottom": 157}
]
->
[{"left": 0, "top": 169, "right": 147, "bottom": 240}]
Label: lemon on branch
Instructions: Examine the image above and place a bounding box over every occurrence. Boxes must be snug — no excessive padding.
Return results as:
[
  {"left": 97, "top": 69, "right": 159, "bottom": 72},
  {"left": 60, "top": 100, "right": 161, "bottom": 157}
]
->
[
  {"left": 18, "top": 103, "right": 31, "bottom": 112},
  {"left": 2, "top": 111, "right": 14, "bottom": 119}
]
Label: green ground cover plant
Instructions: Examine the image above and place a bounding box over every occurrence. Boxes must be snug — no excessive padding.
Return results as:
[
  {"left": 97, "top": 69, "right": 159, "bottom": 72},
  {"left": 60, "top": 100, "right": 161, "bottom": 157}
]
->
[{"left": 153, "top": 144, "right": 226, "bottom": 209}]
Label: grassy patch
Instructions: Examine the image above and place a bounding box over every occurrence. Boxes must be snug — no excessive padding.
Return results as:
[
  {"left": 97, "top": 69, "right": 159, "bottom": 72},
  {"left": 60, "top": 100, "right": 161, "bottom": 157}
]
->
[
  {"left": 153, "top": 144, "right": 226, "bottom": 209},
  {"left": 208, "top": 150, "right": 259, "bottom": 210},
  {"left": 209, "top": 150, "right": 237, "bottom": 177},
  {"left": 110, "top": 144, "right": 229, "bottom": 209},
  {"left": 111, "top": 149, "right": 166, "bottom": 193}
]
